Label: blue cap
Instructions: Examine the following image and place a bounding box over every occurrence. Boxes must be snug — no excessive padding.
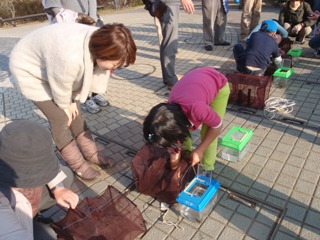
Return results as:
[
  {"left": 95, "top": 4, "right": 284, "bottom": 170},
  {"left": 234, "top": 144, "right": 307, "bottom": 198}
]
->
[{"left": 261, "top": 20, "right": 277, "bottom": 33}]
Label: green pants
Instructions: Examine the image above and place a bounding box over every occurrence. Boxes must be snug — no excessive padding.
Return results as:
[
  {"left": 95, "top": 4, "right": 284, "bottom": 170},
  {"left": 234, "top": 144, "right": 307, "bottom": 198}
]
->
[{"left": 183, "top": 83, "right": 230, "bottom": 170}]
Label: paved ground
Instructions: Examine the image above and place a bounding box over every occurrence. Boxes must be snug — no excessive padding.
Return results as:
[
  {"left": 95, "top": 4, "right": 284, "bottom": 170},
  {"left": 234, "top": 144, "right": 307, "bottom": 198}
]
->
[{"left": 1, "top": 2, "right": 320, "bottom": 240}]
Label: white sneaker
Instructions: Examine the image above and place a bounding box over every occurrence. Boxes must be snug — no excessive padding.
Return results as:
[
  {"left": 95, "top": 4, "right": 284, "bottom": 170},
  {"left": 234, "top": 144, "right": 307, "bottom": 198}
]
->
[
  {"left": 81, "top": 98, "right": 100, "bottom": 114},
  {"left": 160, "top": 202, "right": 170, "bottom": 211},
  {"left": 92, "top": 94, "right": 110, "bottom": 107}
]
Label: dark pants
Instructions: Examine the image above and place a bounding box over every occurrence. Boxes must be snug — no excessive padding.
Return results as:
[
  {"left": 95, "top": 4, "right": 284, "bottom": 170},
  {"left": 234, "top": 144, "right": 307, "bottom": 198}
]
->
[
  {"left": 34, "top": 100, "right": 88, "bottom": 150},
  {"left": 233, "top": 43, "right": 265, "bottom": 75},
  {"left": 309, "top": 34, "right": 320, "bottom": 50},
  {"left": 33, "top": 165, "right": 75, "bottom": 240},
  {"left": 160, "top": 4, "right": 179, "bottom": 87}
]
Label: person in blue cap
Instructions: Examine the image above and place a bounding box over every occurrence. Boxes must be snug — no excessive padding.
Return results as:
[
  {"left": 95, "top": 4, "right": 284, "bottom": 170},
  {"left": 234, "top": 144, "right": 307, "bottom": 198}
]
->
[
  {"left": 233, "top": 19, "right": 282, "bottom": 75},
  {"left": 246, "top": 19, "right": 288, "bottom": 45}
]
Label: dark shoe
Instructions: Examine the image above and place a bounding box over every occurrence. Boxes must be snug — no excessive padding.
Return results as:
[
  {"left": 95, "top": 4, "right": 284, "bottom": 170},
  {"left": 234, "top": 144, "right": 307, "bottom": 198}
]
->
[
  {"left": 204, "top": 45, "right": 213, "bottom": 51},
  {"left": 214, "top": 42, "right": 231, "bottom": 46},
  {"left": 167, "top": 85, "right": 173, "bottom": 91},
  {"left": 293, "top": 41, "right": 304, "bottom": 45},
  {"left": 163, "top": 79, "right": 168, "bottom": 85}
]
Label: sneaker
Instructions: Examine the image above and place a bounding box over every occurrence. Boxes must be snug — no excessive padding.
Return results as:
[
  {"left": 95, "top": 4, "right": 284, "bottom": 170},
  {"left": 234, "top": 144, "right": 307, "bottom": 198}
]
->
[
  {"left": 313, "top": 49, "right": 320, "bottom": 57},
  {"left": 92, "top": 94, "right": 110, "bottom": 107},
  {"left": 160, "top": 202, "right": 170, "bottom": 211},
  {"left": 81, "top": 98, "right": 100, "bottom": 114}
]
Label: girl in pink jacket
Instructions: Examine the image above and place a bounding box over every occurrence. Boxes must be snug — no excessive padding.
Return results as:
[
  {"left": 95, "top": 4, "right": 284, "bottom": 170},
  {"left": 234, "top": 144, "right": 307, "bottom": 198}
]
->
[{"left": 143, "top": 67, "right": 230, "bottom": 171}]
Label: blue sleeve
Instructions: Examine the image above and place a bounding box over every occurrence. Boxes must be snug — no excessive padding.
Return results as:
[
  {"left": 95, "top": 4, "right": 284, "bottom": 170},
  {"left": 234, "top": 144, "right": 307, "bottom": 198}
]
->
[{"left": 276, "top": 22, "right": 288, "bottom": 38}]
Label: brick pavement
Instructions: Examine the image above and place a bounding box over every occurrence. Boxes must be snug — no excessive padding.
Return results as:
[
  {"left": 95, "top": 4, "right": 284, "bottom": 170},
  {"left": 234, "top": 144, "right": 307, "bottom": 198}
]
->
[{"left": 0, "top": 3, "right": 320, "bottom": 240}]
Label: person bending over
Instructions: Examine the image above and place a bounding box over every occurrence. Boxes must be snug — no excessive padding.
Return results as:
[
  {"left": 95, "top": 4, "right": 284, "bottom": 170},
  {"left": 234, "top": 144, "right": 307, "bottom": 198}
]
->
[
  {"left": 10, "top": 23, "right": 137, "bottom": 180},
  {"left": 143, "top": 67, "right": 230, "bottom": 174},
  {"left": 233, "top": 20, "right": 282, "bottom": 75}
]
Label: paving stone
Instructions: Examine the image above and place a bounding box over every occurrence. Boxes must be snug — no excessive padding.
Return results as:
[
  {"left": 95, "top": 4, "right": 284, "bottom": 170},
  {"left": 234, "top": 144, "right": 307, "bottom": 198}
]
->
[
  {"left": 247, "top": 221, "right": 271, "bottom": 240},
  {"left": 252, "top": 178, "right": 274, "bottom": 194},
  {"left": 250, "top": 154, "right": 269, "bottom": 167},
  {"left": 293, "top": 179, "right": 317, "bottom": 195},
  {"left": 218, "top": 226, "right": 245, "bottom": 240},
  {"left": 266, "top": 195, "right": 287, "bottom": 208},
  {"left": 247, "top": 188, "right": 268, "bottom": 201},
  {"left": 269, "top": 150, "right": 290, "bottom": 163},
  {"left": 285, "top": 203, "right": 307, "bottom": 222},
  {"left": 270, "top": 184, "right": 292, "bottom": 200},
  {"left": 141, "top": 227, "right": 168, "bottom": 240},
  {"left": 273, "top": 231, "right": 298, "bottom": 240},
  {"left": 191, "top": 231, "right": 215, "bottom": 240},
  {"left": 210, "top": 205, "right": 234, "bottom": 224},
  {"left": 292, "top": 191, "right": 313, "bottom": 208},
  {"left": 299, "top": 225, "right": 320, "bottom": 240},
  {"left": 275, "top": 142, "right": 294, "bottom": 154},
  {"left": 199, "top": 217, "right": 225, "bottom": 238},
  {"left": 229, "top": 212, "right": 252, "bottom": 232},
  {"left": 170, "top": 221, "right": 197, "bottom": 240}
]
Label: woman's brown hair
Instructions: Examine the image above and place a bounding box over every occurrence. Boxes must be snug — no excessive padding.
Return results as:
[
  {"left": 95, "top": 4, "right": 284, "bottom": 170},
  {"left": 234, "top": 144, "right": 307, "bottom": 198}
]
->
[{"left": 89, "top": 23, "right": 137, "bottom": 68}]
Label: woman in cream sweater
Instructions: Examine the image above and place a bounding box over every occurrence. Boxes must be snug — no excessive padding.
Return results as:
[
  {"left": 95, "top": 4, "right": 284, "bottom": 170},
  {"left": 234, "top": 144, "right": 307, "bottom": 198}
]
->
[{"left": 10, "top": 23, "right": 137, "bottom": 180}]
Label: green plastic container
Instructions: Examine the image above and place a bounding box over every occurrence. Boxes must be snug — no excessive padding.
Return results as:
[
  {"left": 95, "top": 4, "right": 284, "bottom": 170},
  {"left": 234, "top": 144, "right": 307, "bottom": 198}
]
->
[
  {"left": 219, "top": 126, "right": 253, "bottom": 162},
  {"left": 273, "top": 67, "right": 294, "bottom": 79},
  {"left": 287, "top": 48, "right": 302, "bottom": 57}
]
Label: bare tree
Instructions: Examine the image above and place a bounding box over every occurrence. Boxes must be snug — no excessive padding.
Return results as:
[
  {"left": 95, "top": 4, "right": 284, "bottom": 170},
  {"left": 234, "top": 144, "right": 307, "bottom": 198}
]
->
[{"left": 0, "top": 0, "right": 16, "bottom": 19}]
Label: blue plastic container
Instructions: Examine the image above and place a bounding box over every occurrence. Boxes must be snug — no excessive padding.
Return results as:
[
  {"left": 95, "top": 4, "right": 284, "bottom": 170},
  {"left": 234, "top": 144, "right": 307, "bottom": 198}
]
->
[{"left": 176, "top": 174, "right": 220, "bottom": 222}]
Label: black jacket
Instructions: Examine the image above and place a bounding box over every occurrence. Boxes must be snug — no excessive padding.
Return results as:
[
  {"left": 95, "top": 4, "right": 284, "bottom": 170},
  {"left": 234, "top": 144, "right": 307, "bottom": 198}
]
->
[{"left": 279, "top": 1, "right": 316, "bottom": 27}]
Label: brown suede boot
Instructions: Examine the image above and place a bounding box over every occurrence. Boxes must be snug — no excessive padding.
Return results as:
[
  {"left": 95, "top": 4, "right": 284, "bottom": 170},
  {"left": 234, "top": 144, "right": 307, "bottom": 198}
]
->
[
  {"left": 76, "top": 130, "right": 113, "bottom": 166},
  {"left": 60, "top": 140, "right": 100, "bottom": 180}
]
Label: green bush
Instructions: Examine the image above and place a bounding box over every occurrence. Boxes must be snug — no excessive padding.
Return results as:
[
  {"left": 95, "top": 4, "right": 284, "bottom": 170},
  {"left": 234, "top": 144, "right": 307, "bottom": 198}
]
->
[{"left": 0, "top": 0, "right": 44, "bottom": 19}]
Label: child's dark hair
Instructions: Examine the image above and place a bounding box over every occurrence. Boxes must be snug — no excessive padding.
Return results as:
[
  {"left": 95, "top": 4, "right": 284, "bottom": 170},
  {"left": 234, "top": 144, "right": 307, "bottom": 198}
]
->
[{"left": 143, "top": 103, "right": 191, "bottom": 150}]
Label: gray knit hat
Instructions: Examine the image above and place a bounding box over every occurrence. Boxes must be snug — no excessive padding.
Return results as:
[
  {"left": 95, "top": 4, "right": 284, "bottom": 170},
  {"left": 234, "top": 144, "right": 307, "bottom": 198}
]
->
[{"left": 0, "top": 120, "right": 59, "bottom": 188}]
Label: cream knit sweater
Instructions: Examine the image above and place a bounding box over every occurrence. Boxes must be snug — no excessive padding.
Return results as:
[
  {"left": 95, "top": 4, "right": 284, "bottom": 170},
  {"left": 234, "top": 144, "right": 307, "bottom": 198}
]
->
[{"left": 9, "top": 23, "right": 110, "bottom": 109}]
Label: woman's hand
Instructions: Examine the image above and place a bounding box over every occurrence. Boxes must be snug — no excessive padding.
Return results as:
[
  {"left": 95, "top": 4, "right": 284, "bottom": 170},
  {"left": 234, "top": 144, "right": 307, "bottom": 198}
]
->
[
  {"left": 181, "top": 0, "right": 195, "bottom": 14},
  {"left": 52, "top": 187, "right": 79, "bottom": 209},
  {"left": 308, "top": 10, "right": 320, "bottom": 20},
  {"left": 291, "top": 24, "right": 303, "bottom": 34},
  {"left": 63, "top": 102, "right": 79, "bottom": 126}
]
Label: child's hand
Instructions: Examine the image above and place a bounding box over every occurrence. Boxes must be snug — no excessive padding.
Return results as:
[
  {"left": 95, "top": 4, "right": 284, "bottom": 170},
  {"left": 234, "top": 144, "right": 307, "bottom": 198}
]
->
[{"left": 190, "top": 150, "right": 203, "bottom": 166}]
